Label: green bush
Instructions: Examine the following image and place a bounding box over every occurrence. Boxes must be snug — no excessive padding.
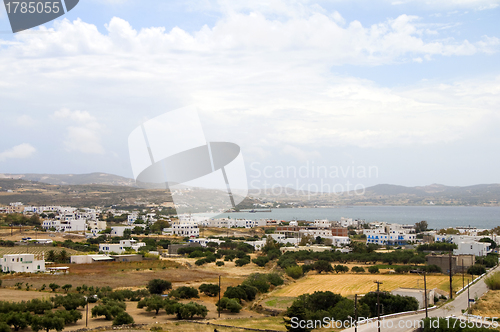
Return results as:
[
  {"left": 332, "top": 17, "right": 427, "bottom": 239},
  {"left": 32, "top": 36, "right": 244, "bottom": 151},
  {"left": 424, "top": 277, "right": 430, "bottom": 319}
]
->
[
  {"left": 216, "top": 297, "right": 242, "bottom": 313},
  {"left": 235, "top": 256, "right": 251, "bottom": 267},
  {"left": 112, "top": 312, "right": 134, "bottom": 325},
  {"left": 485, "top": 272, "right": 500, "bottom": 290},
  {"left": 169, "top": 286, "right": 199, "bottom": 299},
  {"left": 285, "top": 266, "right": 303, "bottom": 279},
  {"left": 467, "top": 264, "right": 486, "bottom": 276},
  {"left": 199, "top": 283, "right": 220, "bottom": 297},
  {"left": 252, "top": 256, "right": 270, "bottom": 267},
  {"left": 216, "top": 261, "right": 224, "bottom": 266},
  {"left": 334, "top": 265, "right": 349, "bottom": 273},
  {"left": 267, "top": 273, "right": 284, "bottom": 286},
  {"left": 351, "top": 266, "right": 365, "bottom": 273},
  {"left": 368, "top": 266, "right": 379, "bottom": 274},
  {"left": 147, "top": 279, "right": 172, "bottom": 295}
]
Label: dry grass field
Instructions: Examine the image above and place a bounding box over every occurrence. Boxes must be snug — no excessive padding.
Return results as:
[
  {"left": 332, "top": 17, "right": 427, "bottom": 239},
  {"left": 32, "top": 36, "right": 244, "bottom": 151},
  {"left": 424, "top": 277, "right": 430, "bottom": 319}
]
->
[
  {"left": 0, "top": 246, "right": 82, "bottom": 257},
  {"left": 211, "top": 316, "right": 286, "bottom": 331},
  {"left": 0, "top": 289, "right": 53, "bottom": 302},
  {"left": 273, "top": 273, "right": 451, "bottom": 297},
  {"left": 0, "top": 259, "right": 222, "bottom": 290},
  {"left": 470, "top": 290, "right": 500, "bottom": 317}
]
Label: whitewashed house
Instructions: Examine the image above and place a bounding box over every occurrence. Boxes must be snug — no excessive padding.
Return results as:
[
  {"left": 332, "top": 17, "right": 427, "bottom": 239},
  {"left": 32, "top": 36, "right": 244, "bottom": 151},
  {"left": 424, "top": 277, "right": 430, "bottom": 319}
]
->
[
  {"left": 453, "top": 241, "right": 491, "bottom": 257},
  {"left": 99, "top": 239, "right": 146, "bottom": 254},
  {"left": 110, "top": 226, "right": 134, "bottom": 237},
  {"left": 1, "top": 254, "right": 45, "bottom": 273},
  {"left": 163, "top": 223, "right": 199, "bottom": 237}
]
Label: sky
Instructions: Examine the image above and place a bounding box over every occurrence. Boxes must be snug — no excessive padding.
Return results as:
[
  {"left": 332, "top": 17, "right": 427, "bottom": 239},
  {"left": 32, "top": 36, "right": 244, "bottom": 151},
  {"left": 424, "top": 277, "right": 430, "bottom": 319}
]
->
[{"left": 0, "top": 0, "right": 499, "bottom": 191}]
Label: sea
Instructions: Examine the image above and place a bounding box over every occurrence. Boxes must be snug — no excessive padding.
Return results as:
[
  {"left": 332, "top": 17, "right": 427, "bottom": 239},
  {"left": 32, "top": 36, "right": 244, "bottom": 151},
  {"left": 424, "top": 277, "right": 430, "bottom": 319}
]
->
[{"left": 220, "top": 206, "right": 500, "bottom": 230}]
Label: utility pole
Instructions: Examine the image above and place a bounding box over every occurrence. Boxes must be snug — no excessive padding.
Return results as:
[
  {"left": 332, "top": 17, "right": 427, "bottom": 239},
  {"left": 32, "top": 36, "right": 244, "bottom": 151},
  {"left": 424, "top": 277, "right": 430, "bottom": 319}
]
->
[
  {"left": 424, "top": 271, "right": 428, "bottom": 318},
  {"left": 218, "top": 275, "right": 221, "bottom": 318},
  {"left": 86, "top": 299, "right": 89, "bottom": 327},
  {"left": 449, "top": 250, "right": 453, "bottom": 300},
  {"left": 462, "top": 258, "right": 465, "bottom": 290},
  {"left": 354, "top": 294, "right": 358, "bottom": 332},
  {"left": 374, "top": 281, "right": 383, "bottom": 332},
  {"left": 467, "top": 279, "right": 470, "bottom": 312}
]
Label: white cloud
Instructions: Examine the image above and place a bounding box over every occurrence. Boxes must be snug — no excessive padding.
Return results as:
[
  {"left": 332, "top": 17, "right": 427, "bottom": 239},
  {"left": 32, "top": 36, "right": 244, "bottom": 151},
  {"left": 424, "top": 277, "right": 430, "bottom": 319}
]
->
[
  {"left": 53, "top": 109, "right": 105, "bottom": 154},
  {"left": 281, "top": 145, "right": 321, "bottom": 162},
  {"left": 389, "top": 0, "right": 500, "bottom": 10},
  {"left": 0, "top": 143, "right": 36, "bottom": 161},
  {"left": 16, "top": 115, "right": 35, "bottom": 127},
  {"left": 0, "top": 8, "right": 497, "bottom": 162}
]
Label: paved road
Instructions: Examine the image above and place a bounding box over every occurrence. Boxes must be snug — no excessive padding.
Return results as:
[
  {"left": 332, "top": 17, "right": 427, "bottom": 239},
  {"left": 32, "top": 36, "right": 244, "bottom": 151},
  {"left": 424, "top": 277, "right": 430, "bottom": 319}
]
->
[{"left": 343, "top": 264, "right": 500, "bottom": 332}]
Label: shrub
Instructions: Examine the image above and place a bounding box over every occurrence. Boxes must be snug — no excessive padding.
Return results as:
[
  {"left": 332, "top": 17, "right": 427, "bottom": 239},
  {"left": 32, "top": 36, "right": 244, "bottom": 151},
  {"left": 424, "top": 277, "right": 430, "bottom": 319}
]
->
[
  {"left": 368, "top": 266, "right": 379, "bottom": 274},
  {"left": 62, "top": 284, "right": 72, "bottom": 293},
  {"left": 195, "top": 259, "right": 207, "bottom": 266},
  {"left": 267, "top": 273, "right": 284, "bottom": 286},
  {"left": 199, "top": 283, "right": 220, "bottom": 297},
  {"left": 245, "top": 274, "right": 270, "bottom": 293},
  {"left": 49, "top": 283, "right": 60, "bottom": 292},
  {"left": 334, "top": 265, "right": 349, "bottom": 273},
  {"left": 165, "top": 302, "right": 207, "bottom": 320},
  {"left": 285, "top": 266, "right": 303, "bottom": 279},
  {"left": 216, "top": 297, "right": 242, "bottom": 313},
  {"left": 360, "top": 291, "right": 418, "bottom": 317},
  {"left": 485, "top": 272, "right": 500, "bottom": 290},
  {"left": 216, "top": 261, "right": 224, "bottom": 266},
  {"left": 252, "top": 256, "right": 270, "bottom": 267},
  {"left": 0, "top": 322, "right": 10, "bottom": 332},
  {"left": 351, "top": 266, "right": 365, "bottom": 273},
  {"left": 235, "top": 256, "right": 251, "bottom": 267},
  {"left": 91, "top": 301, "right": 126, "bottom": 320},
  {"left": 313, "top": 260, "right": 333, "bottom": 273},
  {"left": 467, "top": 265, "right": 486, "bottom": 276},
  {"left": 169, "top": 286, "right": 199, "bottom": 299},
  {"left": 147, "top": 279, "right": 172, "bottom": 295},
  {"left": 137, "top": 295, "right": 166, "bottom": 315},
  {"left": 113, "top": 312, "right": 134, "bottom": 325}
]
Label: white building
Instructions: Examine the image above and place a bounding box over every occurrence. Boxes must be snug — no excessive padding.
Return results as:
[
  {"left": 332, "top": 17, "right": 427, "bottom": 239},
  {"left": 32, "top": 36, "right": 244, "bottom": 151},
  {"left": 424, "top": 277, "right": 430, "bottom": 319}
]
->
[
  {"left": 70, "top": 255, "right": 114, "bottom": 264},
  {"left": 127, "top": 212, "right": 139, "bottom": 225},
  {"left": 434, "top": 233, "right": 499, "bottom": 245},
  {"left": 189, "top": 238, "right": 224, "bottom": 247},
  {"left": 364, "top": 223, "right": 416, "bottom": 245},
  {"left": 1, "top": 254, "right": 45, "bottom": 273},
  {"left": 42, "top": 219, "right": 86, "bottom": 232},
  {"left": 99, "top": 239, "right": 146, "bottom": 254},
  {"left": 313, "top": 219, "right": 332, "bottom": 228},
  {"left": 163, "top": 223, "right": 199, "bottom": 237},
  {"left": 244, "top": 240, "right": 267, "bottom": 251},
  {"left": 453, "top": 241, "right": 491, "bottom": 257},
  {"left": 110, "top": 226, "right": 134, "bottom": 237}
]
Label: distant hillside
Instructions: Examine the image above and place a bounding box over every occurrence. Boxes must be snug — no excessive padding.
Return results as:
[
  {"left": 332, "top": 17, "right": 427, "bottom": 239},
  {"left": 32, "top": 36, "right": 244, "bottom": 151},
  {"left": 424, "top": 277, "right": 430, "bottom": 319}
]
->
[
  {"left": 0, "top": 178, "right": 168, "bottom": 207},
  {"left": 365, "top": 183, "right": 500, "bottom": 197},
  {"left": 0, "top": 173, "right": 136, "bottom": 187},
  {"left": 0, "top": 178, "right": 258, "bottom": 210}
]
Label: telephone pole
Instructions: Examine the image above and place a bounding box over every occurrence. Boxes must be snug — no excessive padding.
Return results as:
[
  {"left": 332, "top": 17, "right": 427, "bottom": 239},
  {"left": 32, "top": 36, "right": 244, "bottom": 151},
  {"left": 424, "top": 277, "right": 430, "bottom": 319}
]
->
[
  {"left": 218, "top": 275, "right": 221, "bottom": 318},
  {"left": 424, "top": 270, "right": 428, "bottom": 318},
  {"left": 354, "top": 294, "right": 358, "bottom": 332},
  {"left": 462, "top": 258, "right": 465, "bottom": 290},
  {"left": 374, "top": 281, "right": 383, "bottom": 332},
  {"left": 467, "top": 279, "right": 470, "bottom": 312},
  {"left": 449, "top": 251, "right": 453, "bottom": 299}
]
